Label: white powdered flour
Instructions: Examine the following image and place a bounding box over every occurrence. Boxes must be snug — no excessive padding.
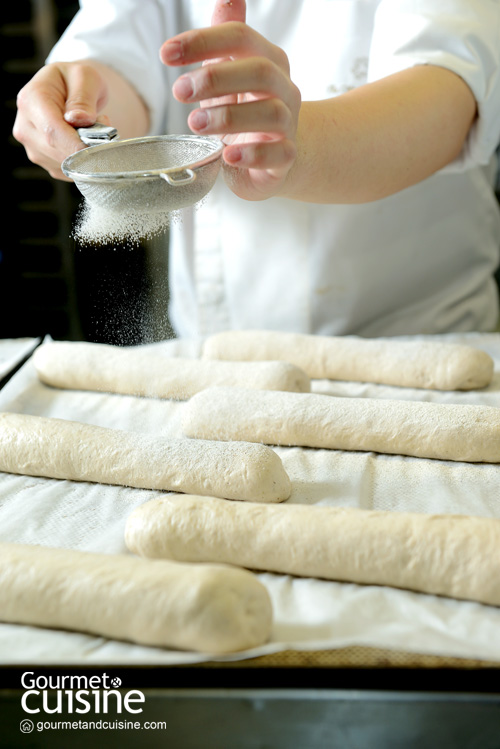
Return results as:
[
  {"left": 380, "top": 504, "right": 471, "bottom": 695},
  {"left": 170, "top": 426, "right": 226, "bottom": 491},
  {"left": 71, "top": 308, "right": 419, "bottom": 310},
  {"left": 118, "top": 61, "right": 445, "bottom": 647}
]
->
[{"left": 73, "top": 201, "right": 182, "bottom": 246}]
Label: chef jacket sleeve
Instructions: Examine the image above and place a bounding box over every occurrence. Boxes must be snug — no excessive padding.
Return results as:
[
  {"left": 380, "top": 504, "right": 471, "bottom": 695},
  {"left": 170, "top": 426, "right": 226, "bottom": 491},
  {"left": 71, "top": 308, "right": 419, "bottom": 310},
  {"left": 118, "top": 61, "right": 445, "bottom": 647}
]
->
[
  {"left": 46, "top": 0, "right": 170, "bottom": 135},
  {"left": 368, "top": 0, "right": 500, "bottom": 171}
]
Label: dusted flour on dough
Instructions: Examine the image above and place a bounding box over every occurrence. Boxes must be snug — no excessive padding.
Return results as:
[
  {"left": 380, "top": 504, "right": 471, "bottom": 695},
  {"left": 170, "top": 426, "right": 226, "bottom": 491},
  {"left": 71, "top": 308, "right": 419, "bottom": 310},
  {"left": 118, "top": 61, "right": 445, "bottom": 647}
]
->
[
  {"left": 0, "top": 412, "right": 291, "bottom": 502},
  {"left": 202, "top": 330, "right": 494, "bottom": 391},
  {"left": 0, "top": 542, "right": 273, "bottom": 653},
  {"left": 182, "top": 386, "right": 500, "bottom": 463},
  {"left": 33, "top": 340, "right": 310, "bottom": 398},
  {"left": 126, "top": 494, "right": 500, "bottom": 607}
]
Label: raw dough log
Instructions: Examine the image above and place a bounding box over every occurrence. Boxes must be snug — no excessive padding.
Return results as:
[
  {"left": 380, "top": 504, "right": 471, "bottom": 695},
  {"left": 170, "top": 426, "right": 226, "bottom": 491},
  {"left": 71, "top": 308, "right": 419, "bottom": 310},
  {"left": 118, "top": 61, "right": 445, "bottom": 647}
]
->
[
  {"left": 182, "top": 387, "right": 500, "bottom": 463},
  {"left": 202, "top": 330, "right": 494, "bottom": 390},
  {"left": 0, "top": 542, "right": 272, "bottom": 653},
  {"left": 33, "top": 340, "right": 310, "bottom": 399},
  {"left": 0, "top": 412, "right": 291, "bottom": 502},
  {"left": 125, "top": 495, "right": 500, "bottom": 608}
]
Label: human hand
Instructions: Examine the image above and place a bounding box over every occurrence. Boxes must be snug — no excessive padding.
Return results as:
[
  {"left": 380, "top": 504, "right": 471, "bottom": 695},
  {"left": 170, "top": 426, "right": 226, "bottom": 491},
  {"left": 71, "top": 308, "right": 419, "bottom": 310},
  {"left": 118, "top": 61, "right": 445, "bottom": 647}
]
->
[
  {"left": 160, "top": 0, "right": 301, "bottom": 201},
  {"left": 13, "top": 62, "right": 109, "bottom": 180}
]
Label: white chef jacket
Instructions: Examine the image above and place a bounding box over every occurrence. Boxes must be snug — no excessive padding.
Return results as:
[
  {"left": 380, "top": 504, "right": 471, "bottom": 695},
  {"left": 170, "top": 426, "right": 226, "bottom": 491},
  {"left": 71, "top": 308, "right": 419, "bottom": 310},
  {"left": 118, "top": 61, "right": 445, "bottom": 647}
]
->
[{"left": 48, "top": 0, "right": 500, "bottom": 338}]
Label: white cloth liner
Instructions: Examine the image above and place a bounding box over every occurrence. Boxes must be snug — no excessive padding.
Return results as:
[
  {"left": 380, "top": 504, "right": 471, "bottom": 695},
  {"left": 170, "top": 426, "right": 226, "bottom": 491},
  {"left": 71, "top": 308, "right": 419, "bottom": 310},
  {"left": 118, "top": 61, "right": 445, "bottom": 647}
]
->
[{"left": 0, "top": 332, "right": 499, "bottom": 665}]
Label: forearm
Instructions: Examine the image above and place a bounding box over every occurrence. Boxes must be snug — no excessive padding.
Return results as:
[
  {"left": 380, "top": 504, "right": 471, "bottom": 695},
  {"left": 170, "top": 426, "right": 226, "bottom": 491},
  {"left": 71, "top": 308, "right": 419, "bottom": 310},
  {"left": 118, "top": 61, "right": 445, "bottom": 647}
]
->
[{"left": 282, "top": 65, "right": 477, "bottom": 204}]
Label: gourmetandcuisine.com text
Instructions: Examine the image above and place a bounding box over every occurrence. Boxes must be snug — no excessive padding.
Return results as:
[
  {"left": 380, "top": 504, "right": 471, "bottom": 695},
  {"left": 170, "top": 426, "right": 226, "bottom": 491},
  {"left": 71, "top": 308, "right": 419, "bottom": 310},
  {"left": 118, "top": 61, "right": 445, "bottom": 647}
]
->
[{"left": 24, "top": 720, "right": 167, "bottom": 732}]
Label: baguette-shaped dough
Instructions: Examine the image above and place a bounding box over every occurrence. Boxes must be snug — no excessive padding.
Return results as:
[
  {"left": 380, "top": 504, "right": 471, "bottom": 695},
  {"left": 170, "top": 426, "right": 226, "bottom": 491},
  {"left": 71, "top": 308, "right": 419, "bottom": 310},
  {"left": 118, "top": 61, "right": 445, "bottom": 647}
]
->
[
  {"left": 0, "top": 412, "right": 291, "bottom": 501},
  {"left": 125, "top": 495, "right": 500, "bottom": 608},
  {"left": 202, "top": 330, "right": 494, "bottom": 390},
  {"left": 182, "top": 387, "right": 500, "bottom": 463},
  {"left": 0, "top": 542, "right": 272, "bottom": 653},
  {"left": 33, "top": 340, "right": 310, "bottom": 399}
]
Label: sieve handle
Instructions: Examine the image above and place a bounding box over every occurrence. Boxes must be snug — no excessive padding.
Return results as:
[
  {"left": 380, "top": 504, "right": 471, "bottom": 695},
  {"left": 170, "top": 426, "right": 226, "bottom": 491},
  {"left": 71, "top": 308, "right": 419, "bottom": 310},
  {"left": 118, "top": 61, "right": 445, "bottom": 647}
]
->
[
  {"left": 160, "top": 169, "right": 196, "bottom": 186},
  {"left": 77, "top": 124, "right": 119, "bottom": 146}
]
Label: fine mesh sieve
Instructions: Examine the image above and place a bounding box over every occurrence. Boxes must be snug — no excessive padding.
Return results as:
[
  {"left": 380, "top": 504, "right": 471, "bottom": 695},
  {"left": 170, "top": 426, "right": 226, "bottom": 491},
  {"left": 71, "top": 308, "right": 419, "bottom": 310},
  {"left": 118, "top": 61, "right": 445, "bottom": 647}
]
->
[{"left": 61, "top": 131, "right": 224, "bottom": 214}]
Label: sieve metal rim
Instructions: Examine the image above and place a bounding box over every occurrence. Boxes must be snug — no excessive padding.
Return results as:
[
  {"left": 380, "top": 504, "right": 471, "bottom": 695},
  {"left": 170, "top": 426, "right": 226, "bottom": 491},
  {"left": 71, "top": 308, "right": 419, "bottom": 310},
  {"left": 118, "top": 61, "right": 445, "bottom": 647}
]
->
[{"left": 61, "top": 134, "right": 224, "bottom": 184}]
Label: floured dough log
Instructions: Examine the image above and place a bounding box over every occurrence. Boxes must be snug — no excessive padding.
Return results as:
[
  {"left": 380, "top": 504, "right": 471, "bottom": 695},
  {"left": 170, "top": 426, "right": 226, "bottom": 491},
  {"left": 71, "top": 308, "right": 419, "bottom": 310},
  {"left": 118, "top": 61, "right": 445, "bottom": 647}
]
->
[
  {"left": 126, "top": 495, "right": 500, "bottom": 608},
  {"left": 182, "top": 387, "right": 500, "bottom": 463},
  {"left": 33, "top": 340, "right": 310, "bottom": 399},
  {"left": 0, "top": 542, "right": 272, "bottom": 653},
  {"left": 202, "top": 330, "right": 494, "bottom": 390},
  {"left": 0, "top": 412, "right": 291, "bottom": 502}
]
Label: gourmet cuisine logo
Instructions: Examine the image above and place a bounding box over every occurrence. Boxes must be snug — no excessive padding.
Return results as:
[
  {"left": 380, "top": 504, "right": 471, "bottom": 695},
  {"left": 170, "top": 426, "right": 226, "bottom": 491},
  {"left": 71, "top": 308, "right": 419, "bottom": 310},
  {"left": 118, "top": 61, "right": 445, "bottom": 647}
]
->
[{"left": 21, "top": 672, "right": 145, "bottom": 715}]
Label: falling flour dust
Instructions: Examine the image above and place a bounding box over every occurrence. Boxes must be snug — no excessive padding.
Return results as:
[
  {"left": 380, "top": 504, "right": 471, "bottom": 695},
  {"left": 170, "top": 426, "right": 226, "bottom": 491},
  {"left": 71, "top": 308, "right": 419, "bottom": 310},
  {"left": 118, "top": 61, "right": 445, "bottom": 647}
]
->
[{"left": 73, "top": 201, "right": 184, "bottom": 247}]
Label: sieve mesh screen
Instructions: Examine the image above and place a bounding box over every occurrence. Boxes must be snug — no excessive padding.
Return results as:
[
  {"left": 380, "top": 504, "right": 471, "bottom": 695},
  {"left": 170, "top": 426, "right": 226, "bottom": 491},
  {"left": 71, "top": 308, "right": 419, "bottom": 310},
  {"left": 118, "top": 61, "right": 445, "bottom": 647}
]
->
[{"left": 62, "top": 134, "right": 224, "bottom": 214}]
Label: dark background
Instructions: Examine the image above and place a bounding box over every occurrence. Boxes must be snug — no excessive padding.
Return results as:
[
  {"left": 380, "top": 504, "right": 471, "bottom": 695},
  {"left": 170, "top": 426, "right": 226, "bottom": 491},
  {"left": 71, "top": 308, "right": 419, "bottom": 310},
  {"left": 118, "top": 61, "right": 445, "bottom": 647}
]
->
[{"left": 1, "top": 0, "right": 173, "bottom": 345}]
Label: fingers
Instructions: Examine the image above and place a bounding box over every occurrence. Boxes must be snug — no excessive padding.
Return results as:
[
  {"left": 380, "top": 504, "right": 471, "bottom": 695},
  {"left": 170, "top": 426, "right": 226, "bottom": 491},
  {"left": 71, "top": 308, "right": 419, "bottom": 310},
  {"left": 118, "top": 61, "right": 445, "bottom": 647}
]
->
[
  {"left": 173, "top": 56, "right": 298, "bottom": 112},
  {"left": 211, "top": 0, "right": 246, "bottom": 25},
  {"left": 223, "top": 138, "right": 297, "bottom": 171},
  {"left": 160, "top": 22, "right": 289, "bottom": 73},
  {"left": 205, "top": 0, "right": 247, "bottom": 106},
  {"left": 63, "top": 63, "right": 108, "bottom": 126},
  {"left": 179, "top": 56, "right": 301, "bottom": 163},
  {"left": 188, "top": 97, "right": 295, "bottom": 140},
  {"left": 13, "top": 94, "right": 84, "bottom": 179},
  {"left": 160, "top": 6, "right": 300, "bottom": 200},
  {"left": 13, "top": 62, "right": 108, "bottom": 179}
]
